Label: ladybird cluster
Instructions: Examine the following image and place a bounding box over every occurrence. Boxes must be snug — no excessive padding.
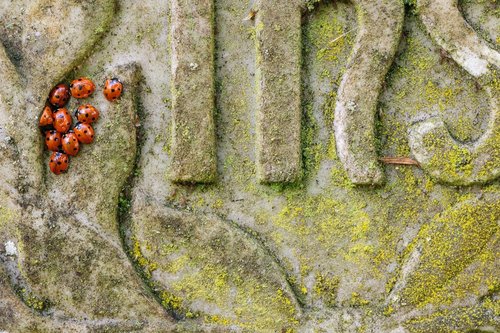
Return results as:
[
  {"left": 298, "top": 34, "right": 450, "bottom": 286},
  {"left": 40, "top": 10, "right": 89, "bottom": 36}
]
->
[{"left": 39, "top": 77, "right": 123, "bottom": 175}]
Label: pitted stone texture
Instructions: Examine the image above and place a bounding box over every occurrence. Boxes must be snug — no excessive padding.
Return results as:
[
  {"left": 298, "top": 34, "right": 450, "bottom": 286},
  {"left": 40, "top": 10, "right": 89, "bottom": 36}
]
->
[{"left": 0, "top": 0, "right": 499, "bottom": 332}]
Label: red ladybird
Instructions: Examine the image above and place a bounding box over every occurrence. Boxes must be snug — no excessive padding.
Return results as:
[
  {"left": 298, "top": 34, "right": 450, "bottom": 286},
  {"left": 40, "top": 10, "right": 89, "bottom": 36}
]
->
[
  {"left": 103, "top": 78, "right": 123, "bottom": 102},
  {"left": 53, "top": 108, "right": 72, "bottom": 133},
  {"left": 62, "top": 131, "right": 80, "bottom": 156},
  {"left": 75, "top": 104, "right": 100, "bottom": 124},
  {"left": 39, "top": 104, "right": 54, "bottom": 129},
  {"left": 74, "top": 122, "right": 95, "bottom": 144},
  {"left": 48, "top": 83, "right": 70, "bottom": 108},
  {"left": 45, "top": 130, "right": 62, "bottom": 152},
  {"left": 49, "top": 151, "right": 69, "bottom": 175},
  {"left": 70, "top": 77, "right": 95, "bottom": 99}
]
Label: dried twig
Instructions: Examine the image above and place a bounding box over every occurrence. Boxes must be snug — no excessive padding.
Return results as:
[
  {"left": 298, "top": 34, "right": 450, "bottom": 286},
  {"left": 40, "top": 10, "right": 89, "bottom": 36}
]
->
[
  {"left": 329, "top": 28, "right": 357, "bottom": 44},
  {"left": 379, "top": 157, "right": 421, "bottom": 167}
]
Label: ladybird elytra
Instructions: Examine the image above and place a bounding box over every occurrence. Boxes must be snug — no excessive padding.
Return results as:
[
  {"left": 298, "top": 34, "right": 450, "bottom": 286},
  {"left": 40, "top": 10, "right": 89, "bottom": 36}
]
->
[
  {"left": 62, "top": 131, "right": 80, "bottom": 156},
  {"left": 75, "top": 104, "right": 100, "bottom": 124},
  {"left": 49, "top": 151, "right": 69, "bottom": 175},
  {"left": 48, "top": 83, "right": 70, "bottom": 108},
  {"left": 70, "top": 77, "right": 95, "bottom": 99},
  {"left": 103, "top": 78, "right": 123, "bottom": 102},
  {"left": 45, "top": 130, "right": 62, "bottom": 152},
  {"left": 74, "top": 122, "right": 95, "bottom": 144}
]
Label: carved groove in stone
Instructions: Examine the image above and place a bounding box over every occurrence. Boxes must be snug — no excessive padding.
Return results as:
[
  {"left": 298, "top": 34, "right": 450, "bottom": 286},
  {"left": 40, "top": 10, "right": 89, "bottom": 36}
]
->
[
  {"left": 409, "top": 0, "right": 500, "bottom": 185},
  {"left": 334, "top": 0, "right": 404, "bottom": 185},
  {"left": 254, "top": 0, "right": 303, "bottom": 183},
  {"left": 169, "top": 0, "right": 217, "bottom": 183}
]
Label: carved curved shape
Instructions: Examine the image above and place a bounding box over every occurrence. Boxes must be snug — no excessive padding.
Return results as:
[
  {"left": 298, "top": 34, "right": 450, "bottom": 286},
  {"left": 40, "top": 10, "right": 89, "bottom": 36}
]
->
[
  {"left": 22, "top": 0, "right": 117, "bottom": 91},
  {"left": 0, "top": 44, "right": 22, "bottom": 195},
  {"left": 128, "top": 202, "right": 302, "bottom": 331},
  {"left": 10, "top": 64, "right": 176, "bottom": 330},
  {"left": 389, "top": 195, "right": 499, "bottom": 308},
  {"left": 333, "top": 0, "right": 404, "bottom": 185},
  {"left": 409, "top": 0, "right": 500, "bottom": 185}
]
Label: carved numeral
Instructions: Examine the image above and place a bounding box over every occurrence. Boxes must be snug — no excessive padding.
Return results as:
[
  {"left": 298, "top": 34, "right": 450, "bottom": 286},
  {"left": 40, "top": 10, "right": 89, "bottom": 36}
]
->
[
  {"left": 333, "top": 0, "right": 404, "bottom": 185},
  {"left": 254, "top": 0, "right": 303, "bottom": 183},
  {"left": 409, "top": 0, "right": 500, "bottom": 185},
  {"left": 169, "top": 0, "right": 217, "bottom": 183}
]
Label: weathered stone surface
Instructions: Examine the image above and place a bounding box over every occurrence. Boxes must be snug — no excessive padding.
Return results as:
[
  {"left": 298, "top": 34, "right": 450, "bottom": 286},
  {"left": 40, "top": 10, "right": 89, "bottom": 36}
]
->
[{"left": 0, "top": 0, "right": 498, "bottom": 332}]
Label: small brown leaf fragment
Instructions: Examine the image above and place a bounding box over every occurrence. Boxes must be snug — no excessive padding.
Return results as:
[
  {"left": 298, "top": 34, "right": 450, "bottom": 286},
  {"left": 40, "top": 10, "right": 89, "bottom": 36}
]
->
[
  {"left": 439, "top": 48, "right": 450, "bottom": 64},
  {"left": 243, "top": 9, "right": 258, "bottom": 21},
  {"left": 379, "top": 157, "right": 421, "bottom": 167}
]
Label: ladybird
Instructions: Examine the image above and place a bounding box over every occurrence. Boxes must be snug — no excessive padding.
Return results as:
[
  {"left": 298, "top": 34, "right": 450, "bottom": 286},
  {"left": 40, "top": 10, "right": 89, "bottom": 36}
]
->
[
  {"left": 70, "top": 77, "right": 95, "bottom": 99},
  {"left": 45, "top": 130, "right": 62, "bottom": 151},
  {"left": 61, "top": 131, "right": 80, "bottom": 156},
  {"left": 74, "top": 122, "right": 95, "bottom": 144},
  {"left": 53, "top": 108, "right": 72, "bottom": 133},
  {"left": 103, "top": 78, "right": 123, "bottom": 102},
  {"left": 39, "top": 104, "right": 54, "bottom": 130},
  {"left": 48, "top": 83, "right": 70, "bottom": 108},
  {"left": 49, "top": 151, "right": 69, "bottom": 175},
  {"left": 75, "top": 104, "right": 100, "bottom": 124}
]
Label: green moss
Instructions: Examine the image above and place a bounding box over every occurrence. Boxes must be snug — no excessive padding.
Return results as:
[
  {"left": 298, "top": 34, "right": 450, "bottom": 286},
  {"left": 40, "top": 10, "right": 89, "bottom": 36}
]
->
[
  {"left": 0, "top": 204, "right": 16, "bottom": 227},
  {"left": 405, "top": 299, "right": 499, "bottom": 333},
  {"left": 15, "top": 287, "right": 50, "bottom": 313},
  {"left": 313, "top": 272, "right": 340, "bottom": 307},
  {"left": 347, "top": 292, "right": 370, "bottom": 307},
  {"left": 301, "top": 101, "right": 323, "bottom": 180},
  {"left": 400, "top": 197, "right": 499, "bottom": 307}
]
